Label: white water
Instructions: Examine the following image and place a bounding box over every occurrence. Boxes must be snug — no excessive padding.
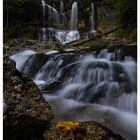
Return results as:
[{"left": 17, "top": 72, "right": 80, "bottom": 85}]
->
[
  {"left": 55, "top": 30, "right": 68, "bottom": 43},
  {"left": 66, "top": 2, "right": 80, "bottom": 42},
  {"left": 10, "top": 50, "right": 36, "bottom": 70},
  {"left": 70, "top": 2, "right": 78, "bottom": 31},
  {"left": 45, "top": 50, "right": 59, "bottom": 55},
  {"left": 65, "top": 30, "right": 80, "bottom": 43},
  {"left": 39, "top": 1, "right": 80, "bottom": 44},
  {"left": 10, "top": 48, "right": 137, "bottom": 140},
  {"left": 43, "top": 95, "right": 136, "bottom": 140},
  {"left": 40, "top": 1, "right": 66, "bottom": 43},
  {"left": 55, "top": 2, "right": 80, "bottom": 43}
]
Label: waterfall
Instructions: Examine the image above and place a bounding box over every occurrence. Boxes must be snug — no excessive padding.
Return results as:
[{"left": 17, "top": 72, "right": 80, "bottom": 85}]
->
[
  {"left": 70, "top": 2, "right": 78, "bottom": 31},
  {"left": 60, "top": 1, "right": 64, "bottom": 13},
  {"left": 10, "top": 48, "right": 137, "bottom": 112},
  {"left": 60, "top": 1, "right": 67, "bottom": 29},
  {"left": 10, "top": 48, "right": 137, "bottom": 140},
  {"left": 65, "top": 2, "right": 80, "bottom": 43},
  {"left": 55, "top": 2, "right": 80, "bottom": 44},
  {"left": 39, "top": 0, "right": 61, "bottom": 43},
  {"left": 91, "top": 3, "right": 96, "bottom": 32},
  {"left": 41, "top": 0, "right": 46, "bottom": 27},
  {"left": 10, "top": 50, "right": 36, "bottom": 70},
  {"left": 88, "top": 2, "right": 96, "bottom": 38},
  {"left": 46, "top": 4, "right": 60, "bottom": 25},
  {"left": 39, "top": 1, "right": 80, "bottom": 44}
]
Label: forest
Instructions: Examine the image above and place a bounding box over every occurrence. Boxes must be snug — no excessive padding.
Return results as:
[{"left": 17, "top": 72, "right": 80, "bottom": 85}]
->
[{"left": 3, "top": 0, "right": 137, "bottom": 42}]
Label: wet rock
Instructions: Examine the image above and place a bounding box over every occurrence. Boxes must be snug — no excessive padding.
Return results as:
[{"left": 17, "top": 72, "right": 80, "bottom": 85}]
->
[
  {"left": 20, "top": 53, "right": 49, "bottom": 78},
  {"left": 14, "top": 85, "right": 22, "bottom": 92},
  {"left": 40, "top": 81, "right": 63, "bottom": 93},
  {"left": 3, "top": 57, "right": 54, "bottom": 140},
  {"left": 43, "top": 121, "right": 125, "bottom": 140}
]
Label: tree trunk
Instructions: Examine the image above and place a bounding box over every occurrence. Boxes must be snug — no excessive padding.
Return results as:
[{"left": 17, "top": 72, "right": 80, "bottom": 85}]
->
[{"left": 6, "top": 7, "right": 9, "bottom": 28}]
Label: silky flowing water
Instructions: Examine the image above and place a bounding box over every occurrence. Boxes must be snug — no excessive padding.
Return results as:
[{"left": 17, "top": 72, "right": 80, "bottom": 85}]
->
[{"left": 10, "top": 48, "right": 137, "bottom": 140}]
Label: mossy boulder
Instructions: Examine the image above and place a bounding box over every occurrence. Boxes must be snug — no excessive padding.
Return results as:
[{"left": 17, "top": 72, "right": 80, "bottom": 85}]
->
[{"left": 43, "top": 121, "right": 125, "bottom": 140}]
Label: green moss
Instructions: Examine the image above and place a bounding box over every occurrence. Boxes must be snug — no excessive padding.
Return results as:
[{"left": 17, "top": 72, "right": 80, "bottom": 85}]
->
[
  {"left": 115, "top": 29, "right": 127, "bottom": 38},
  {"left": 129, "top": 28, "right": 137, "bottom": 41}
]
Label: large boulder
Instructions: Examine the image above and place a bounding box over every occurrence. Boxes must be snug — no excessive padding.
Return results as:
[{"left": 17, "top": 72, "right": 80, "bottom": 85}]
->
[
  {"left": 43, "top": 121, "right": 125, "bottom": 140},
  {"left": 3, "top": 57, "right": 54, "bottom": 140}
]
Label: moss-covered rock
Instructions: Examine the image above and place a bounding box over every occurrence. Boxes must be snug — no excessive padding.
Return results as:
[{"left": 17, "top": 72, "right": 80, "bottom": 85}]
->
[{"left": 43, "top": 121, "right": 125, "bottom": 140}]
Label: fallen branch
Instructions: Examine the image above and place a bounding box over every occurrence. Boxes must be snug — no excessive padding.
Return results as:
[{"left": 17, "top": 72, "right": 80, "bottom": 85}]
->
[{"left": 70, "top": 19, "right": 136, "bottom": 47}]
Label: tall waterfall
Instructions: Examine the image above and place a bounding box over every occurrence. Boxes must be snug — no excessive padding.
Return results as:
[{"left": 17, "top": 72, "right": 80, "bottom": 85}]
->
[
  {"left": 60, "top": 1, "right": 67, "bottom": 29},
  {"left": 41, "top": 0, "right": 46, "bottom": 27},
  {"left": 70, "top": 2, "right": 78, "bottom": 31},
  {"left": 39, "top": 1, "right": 80, "bottom": 44},
  {"left": 66, "top": 2, "right": 80, "bottom": 43},
  {"left": 88, "top": 2, "right": 96, "bottom": 38},
  {"left": 90, "top": 3, "right": 96, "bottom": 32},
  {"left": 10, "top": 48, "right": 137, "bottom": 140},
  {"left": 46, "top": 4, "right": 60, "bottom": 25},
  {"left": 60, "top": 1, "right": 64, "bottom": 13},
  {"left": 39, "top": 0, "right": 61, "bottom": 43}
]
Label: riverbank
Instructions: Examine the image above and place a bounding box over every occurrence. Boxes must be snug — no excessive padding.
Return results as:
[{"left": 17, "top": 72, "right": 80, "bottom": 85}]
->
[{"left": 3, "top": 38, "right": 137, "bottom": 57}]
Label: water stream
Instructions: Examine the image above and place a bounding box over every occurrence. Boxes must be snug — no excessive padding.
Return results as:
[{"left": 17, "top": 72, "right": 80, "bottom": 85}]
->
[
  {"left": 89, "top": 3, "right": 96, "bottom": 36},
  {"left": 10, "top": 48, "right": 137, "bottom": 140}
]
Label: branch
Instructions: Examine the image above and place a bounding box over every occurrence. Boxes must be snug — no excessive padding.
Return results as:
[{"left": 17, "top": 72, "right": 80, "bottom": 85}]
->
[{"left": 70, "top": 19, "right": 136, "bottom": 47}]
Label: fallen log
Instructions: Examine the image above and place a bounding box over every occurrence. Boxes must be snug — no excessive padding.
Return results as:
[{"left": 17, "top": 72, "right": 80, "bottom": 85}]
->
[{"left": 69, "top": 19, "right": 136, "bottom": 47}]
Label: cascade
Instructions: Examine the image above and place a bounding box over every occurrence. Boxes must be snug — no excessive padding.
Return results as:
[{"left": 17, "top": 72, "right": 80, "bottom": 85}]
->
[
  {"left": 88, "top": 2, "right": 97, "bottom": 38},
  {"left": 55, "top": 1, "right": 68, "bottom": 43},
  {"left": 46, "top": 4, "right": 60, "bottom": 25},
  {"left": 70, "top": 2, "right": 78, "bottom": 31},
  {"left": 39, "top": 0, "right": 62, "bottom": 43},
  {"left": 39, "top": 1, "right": 80, "bottom": 44},
  {"left": 91, "top": 3, "right": 96, "bottom": 32},
  {"left": 55, "top": 1, "right": 80, "bottom": 43},
  {"left": 10, "top": 47, "right": 137, "bottom": 140},
  {"left": 10, "top": 50, "right": 36, "bottom": 70},
  {"left": 60, "top": 1, "right": 67, "bottom": 29},
  {"left": 38, "top": 0, "right": 47, "bottom": 42},
  {"left": 66, "top": 2, "right": 80, "bottom": 43},
  {"left": 60, "top": 1, "right": 64, "bottom": 13},
  {"left": 41, "top": 0, "right": 46, "bottom": 27}
]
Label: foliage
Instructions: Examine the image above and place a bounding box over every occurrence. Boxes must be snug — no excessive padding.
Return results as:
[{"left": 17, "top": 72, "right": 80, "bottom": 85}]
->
[
  {"left": 56, "top": 121, "right": 80, "bottom": 133},
  {"left": 113, "top": 0, "right": 137, "bottom": 22},
  {"left": 115, "top": 29, "right": 128, "bottom": 38}
]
